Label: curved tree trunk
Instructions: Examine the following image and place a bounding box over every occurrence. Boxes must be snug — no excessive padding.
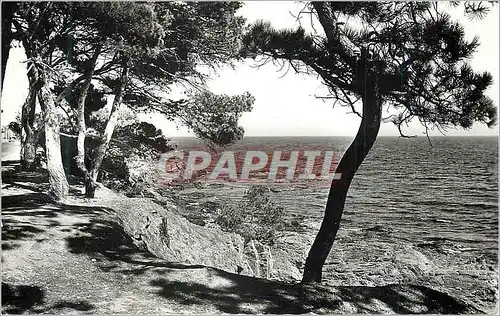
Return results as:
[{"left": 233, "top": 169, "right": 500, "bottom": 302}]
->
[
  {"left": 38, "top": 85, "right": 69, "bottom": 199},
  {"left": 86, "top": 63, "right": 129, "bottom": 198},
  {"left": 302, "top": 74, "right": 382, "bottom": 283},
  {"left": 20, "top": 87, "right": 38, "bottom": 170},
  {"left": 13, "top": 20, "right": 40, "bottom": 171},
  {"left": 20, "top": 69, "right": 44, "bottom": 171},
  {"left": 74, "top": 46, "right": 101, "bottom": 197}
]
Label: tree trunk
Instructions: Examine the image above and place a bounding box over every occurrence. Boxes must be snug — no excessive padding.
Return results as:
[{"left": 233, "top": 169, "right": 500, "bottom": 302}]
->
[
  {"left": 302, "top": 72, "right": 382, "bottom": 284},
  {"left": 20, "top": 83, "right": 38, "bottom": 170},
  {"left": 74, "top": 46, "right": 101, "bottom": 197},
  {"left": 1, "top": 2, "right": 15, "bottom": 88},
  {"left": 86, "top": 63, "right": 129, "bottom": 198},
  {"left": 21, "top": 132, "right": 37, "bottom": 169},
  {"left": 38, "top": 85, "right": 69, "bottom": 199},
  {"left": 14, "top": 19, "right": 41, "bottom": 171}
]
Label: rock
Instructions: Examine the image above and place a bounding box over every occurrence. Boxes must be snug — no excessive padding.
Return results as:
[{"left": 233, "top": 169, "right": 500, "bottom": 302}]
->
[
  {"left": 394, "top": 247, "right": 434, "bottom": 273},
  {"left": 243, "top": 240, "right": 272, "bottom": 278},
  {"left": 102, "top": 196, "right": 249, "bottom": 275},
  {"left": 242, "top": 233, "right": 313, "bottom": 281},
  {"left": 93, "top": 186, "right": 312, "bottom": 281},
  {"left": 364, "top": 225, "right": 393, "bottom": 234}
]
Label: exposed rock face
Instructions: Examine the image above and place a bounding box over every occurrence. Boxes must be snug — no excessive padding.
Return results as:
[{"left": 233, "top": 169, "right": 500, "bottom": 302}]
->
[
  {"left": 243, "top": 234, "right": 313, "bottom": 281},
  {"left": 109, "top": 197, "right": 249, "bottom": 275},
  {"left": 95, "top": 186, "right": 312, "bottom": 281}
]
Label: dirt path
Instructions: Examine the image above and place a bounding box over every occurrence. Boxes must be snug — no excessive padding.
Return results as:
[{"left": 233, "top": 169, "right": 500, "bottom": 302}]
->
[{"left": 1, "top": 162, "right": 492, "bottom": 314}]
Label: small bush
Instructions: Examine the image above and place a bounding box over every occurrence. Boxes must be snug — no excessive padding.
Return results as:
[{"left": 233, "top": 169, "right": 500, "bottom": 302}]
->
[
  {"left": 215, "top": 206, "right": 246, "bottom": 231},
  {"left": 215, "top": 185, "right": 285, "bottom": 244}
]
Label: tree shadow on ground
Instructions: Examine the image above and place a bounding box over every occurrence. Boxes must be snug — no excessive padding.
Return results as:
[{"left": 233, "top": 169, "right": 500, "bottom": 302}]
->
[
  {"left": 1, "top": 282, "right": 45, "bottom": 314},
  {"left": 1, "top": 281, "right": 96, "bottom": 314},
  {"left": 2, "top": 164, "right": 204, "bottom": 274},
  {"left": 49, "top": 300, "right": 95, "bottom": 312},
  {"left": 2, "top": 192, "right": 104, "bottom": 216},
  {"left": 1, "top": 191, "right": 107, "bottom": 251},
  {"left": 149, "top": 271, "right": 476, "bottom": 314},
  {"left": 2, "top": 161, "right": 82, "bottom": 190},
  {"left": 2, "top": 163, "right": 50, "bottom": 190},
  {"left": 2, "top": 217, "right": 46, "bottom": 250},
  {"left": 2, "top": 193, "right": 58, "bottom": 214},
  {"left": 150, "top": 276, "right": 312, "bottom": 314},
  {"left": 1, "top": 160, "right": 20, "bottom": 166},
  {"left": 66, "top": 217, "right": 151, "bottom": 261},
  {"left": 335, "top": 284, "right": 474, "bottom": 314},
  {"left": 1, "top": 193, "right": 53, "bottom": 250},
  {"left": 65, "top": 215, "right": 207, "bottom": 276}
]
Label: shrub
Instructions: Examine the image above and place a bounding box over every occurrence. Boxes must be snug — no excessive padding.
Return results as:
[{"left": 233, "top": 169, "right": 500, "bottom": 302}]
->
[
  {"left": 215, "top": 205, "right": 246, "bottom": 232},
  {"left": 215, "top": 185, "right": 285, "bottom": 244}
]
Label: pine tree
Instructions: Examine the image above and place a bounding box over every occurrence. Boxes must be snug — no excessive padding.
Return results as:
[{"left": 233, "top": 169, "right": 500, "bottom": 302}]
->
[{"left": 242, "top": 1, "right": 497, "bottom": 283}]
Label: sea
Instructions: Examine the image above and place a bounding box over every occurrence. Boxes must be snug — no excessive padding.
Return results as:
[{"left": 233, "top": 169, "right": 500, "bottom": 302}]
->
[{"left": 171, "top": 136, "right": 499, "bottom": 264}]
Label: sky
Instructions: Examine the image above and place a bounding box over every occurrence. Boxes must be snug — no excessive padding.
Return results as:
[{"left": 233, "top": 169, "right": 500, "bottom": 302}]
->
[{"left": 1, "top": 1, "right": 499, "bottom": 137}]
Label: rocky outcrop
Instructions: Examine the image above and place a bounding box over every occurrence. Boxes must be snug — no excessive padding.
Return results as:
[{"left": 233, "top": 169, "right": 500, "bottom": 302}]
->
[
  {"left": 108, "top": 196, "right": 250, "bottom": 275},
  {"left": 243, "top": 234, "right": 313, "bottom": 281},
  {"left": 94, "top": 186, "right": 312, "bottom": 281},
  {"left": 92, "top": 187, "right": 311, "bottom": 281}
]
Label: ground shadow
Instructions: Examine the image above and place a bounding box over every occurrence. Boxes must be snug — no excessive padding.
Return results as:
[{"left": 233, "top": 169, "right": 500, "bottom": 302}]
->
[
  {"left": 2, "top": 193, "right": 59, "bottom": 215},
  {"left": 1, "top": 193, "right": 53, "bottom": 250},
  {"left": 2, "top": 163, "right": 49, "bottom": 191},
  {"left": 335, "top": 284, "right": 473, "bottom": 314},
  {"left": 2, "top": 164, "right": 204, "bottom": 274},
  {"left": 65, "top": 215, "right": 208, "bottom": 276},
  {"left": 1, "top": 281, "right": 96, "bottom": 314},
  {"left": 1, "top": 192, "right": 103, "bottom": 216},
  {"left": 50, "top": 300, "right": 95, "bottom": 312},
  {"left": 66, "top": 217, "right": 150, "bottom": 262},
  {"left": 1, "top": 282, "right": 45, "bottom": 314},
  {"left": 1, "top": 191, "right": 108, "bottom": 251},
  {"left": 2, "top": 162, "right": 83, "bottom": 193},
  {"left": 148, "top": 269, "right": 477, "bottom": 314},
  {"left": 2, "top": 217, "right": 46, "bottom": 250},
  {"left": 1, "top": 160, "right": 20, "bottom": 166}
]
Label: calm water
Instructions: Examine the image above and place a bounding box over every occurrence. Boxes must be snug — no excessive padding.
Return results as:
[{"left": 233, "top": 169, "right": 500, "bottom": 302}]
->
[{"left": 172, "top": 136, "right": 498, "bottom": 262}]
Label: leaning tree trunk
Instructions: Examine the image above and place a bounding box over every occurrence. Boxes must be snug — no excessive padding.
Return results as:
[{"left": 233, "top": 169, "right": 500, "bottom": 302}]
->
[
  {"left": 14, "top": 21, "right": 41, "bottom": 171},
  {"left": 38, "top": 85, "right": 69, "bottom": 199},
  {"left": 302, "top": 74, "right": 382, "bottom": 283},
  {"left": 20, "top": 82, "right": 39, "bottom": 170},
  {"left": 74, "top": 46, "right": 101, "bottom": 197},
  {"left": 86, "top": 64, "right": 129, "bottom": 198}
]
